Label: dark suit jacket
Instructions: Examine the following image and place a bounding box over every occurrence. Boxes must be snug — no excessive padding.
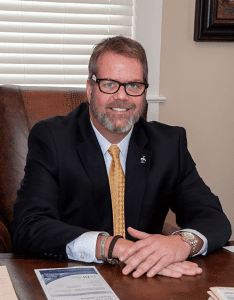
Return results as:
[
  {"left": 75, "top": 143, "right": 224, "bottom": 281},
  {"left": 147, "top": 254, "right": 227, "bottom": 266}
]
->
[{"left": 12, "top": 103, "right": 231, "bottom": 261}]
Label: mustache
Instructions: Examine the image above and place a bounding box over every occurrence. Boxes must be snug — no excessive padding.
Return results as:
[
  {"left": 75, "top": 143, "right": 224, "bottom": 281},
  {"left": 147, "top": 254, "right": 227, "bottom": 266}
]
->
[{"left": 106, "top": 100, "right": 136, "bottom": 110}]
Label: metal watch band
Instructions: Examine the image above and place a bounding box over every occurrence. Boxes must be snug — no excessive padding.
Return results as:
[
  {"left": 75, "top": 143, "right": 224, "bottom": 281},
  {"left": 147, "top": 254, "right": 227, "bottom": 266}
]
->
[
  {"left": 99, "top": 233, "right": 110, "bottom": 262},
  {"left": 172, "top": 231, "right": 198, "bottom": 257}
]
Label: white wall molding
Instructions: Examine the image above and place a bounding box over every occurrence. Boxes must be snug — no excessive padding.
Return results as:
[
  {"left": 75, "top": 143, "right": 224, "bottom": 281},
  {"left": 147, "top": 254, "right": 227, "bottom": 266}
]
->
[
  {"left": 146, "top": 96, "right": 166, "bottom": 122},
  {"left": 147, "top": 95, "right": 166, "bottom": 103},
  {"left": 134, "top": 0, "right": 165, "bottom": 121}
]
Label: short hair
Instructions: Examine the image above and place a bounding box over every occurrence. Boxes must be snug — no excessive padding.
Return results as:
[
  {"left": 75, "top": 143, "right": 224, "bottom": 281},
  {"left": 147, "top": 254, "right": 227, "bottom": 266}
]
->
[{"left": 88, "top": 36, "right": 148, "bottom": 84}]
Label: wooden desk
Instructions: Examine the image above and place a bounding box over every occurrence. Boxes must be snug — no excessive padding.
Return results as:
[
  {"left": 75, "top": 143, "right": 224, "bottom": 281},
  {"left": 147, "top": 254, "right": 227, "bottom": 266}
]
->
[{"left": 1, "top": 242, "right": 233, "bottom": 300}]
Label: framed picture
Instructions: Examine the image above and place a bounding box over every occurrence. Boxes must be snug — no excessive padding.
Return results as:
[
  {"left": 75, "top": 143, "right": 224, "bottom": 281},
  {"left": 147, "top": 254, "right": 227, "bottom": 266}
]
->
[{"left": 194, "top": 0, "right": 234, "bottom": 41}]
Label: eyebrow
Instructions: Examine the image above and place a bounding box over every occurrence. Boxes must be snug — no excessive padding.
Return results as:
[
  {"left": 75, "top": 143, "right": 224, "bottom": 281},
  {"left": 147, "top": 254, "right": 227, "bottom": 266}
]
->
[{"left": 99, "top": 78, "right": 145, "bottom": 83}]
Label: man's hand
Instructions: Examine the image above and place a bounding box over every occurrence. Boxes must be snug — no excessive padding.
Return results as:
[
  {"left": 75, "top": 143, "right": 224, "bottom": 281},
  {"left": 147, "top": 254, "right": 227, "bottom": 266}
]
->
[
  {"left": 153, "top": 261, "right": 202, "bottom": 278},
  {"left": 118, "top": 227, "right": 202, "bottom": 278}
]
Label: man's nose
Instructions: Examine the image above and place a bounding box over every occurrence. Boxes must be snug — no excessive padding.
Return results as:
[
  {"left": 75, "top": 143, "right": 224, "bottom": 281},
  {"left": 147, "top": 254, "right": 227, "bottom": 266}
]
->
[{"left": 113, "top": 85, "right": 128, "bottom": 99}]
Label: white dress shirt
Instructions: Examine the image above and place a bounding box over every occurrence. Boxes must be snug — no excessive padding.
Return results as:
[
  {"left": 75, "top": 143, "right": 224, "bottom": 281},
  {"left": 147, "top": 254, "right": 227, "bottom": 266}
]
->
[{"left": 66, "top": 121, "right": 208, "bottom": 263}]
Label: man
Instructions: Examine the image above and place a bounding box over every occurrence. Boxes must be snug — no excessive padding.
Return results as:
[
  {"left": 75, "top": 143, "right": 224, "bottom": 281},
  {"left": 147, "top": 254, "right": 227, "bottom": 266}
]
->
[{"left": 12, "top": 36, "right": 231, "bottom": 279}]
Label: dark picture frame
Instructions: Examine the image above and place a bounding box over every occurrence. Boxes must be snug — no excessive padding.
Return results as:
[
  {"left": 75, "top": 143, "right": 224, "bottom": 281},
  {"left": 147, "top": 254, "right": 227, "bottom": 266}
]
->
[{"left": 194, "top": 0, "right": 234, "bottom": 41}]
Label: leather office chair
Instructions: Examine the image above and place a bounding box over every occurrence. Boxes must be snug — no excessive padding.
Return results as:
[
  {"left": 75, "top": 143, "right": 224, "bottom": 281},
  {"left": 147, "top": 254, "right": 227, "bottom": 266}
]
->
[{"left": 0, "top": 85, "right": 87, "bottom": 252}]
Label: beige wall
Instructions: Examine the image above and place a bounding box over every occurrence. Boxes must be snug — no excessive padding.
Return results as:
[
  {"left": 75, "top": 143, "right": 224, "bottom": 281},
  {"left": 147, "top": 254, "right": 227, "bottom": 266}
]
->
[{"left": 160, "top": 0, "right": 234, "bottom": 239}]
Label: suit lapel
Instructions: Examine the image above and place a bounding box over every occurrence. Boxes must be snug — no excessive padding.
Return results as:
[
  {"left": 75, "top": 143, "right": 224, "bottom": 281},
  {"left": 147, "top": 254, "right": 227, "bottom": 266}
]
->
[
  {"left": 75, "top": 107, "right": 113, "bottom": 233},
  {"left": 125, "top": 120, "right": 152, "bottom": 239}
]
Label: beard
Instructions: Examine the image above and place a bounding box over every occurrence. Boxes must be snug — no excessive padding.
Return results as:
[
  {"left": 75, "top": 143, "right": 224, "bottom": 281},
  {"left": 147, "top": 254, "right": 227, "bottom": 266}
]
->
[{"left": 89, "top": 92, "right": 147, "bottom": 134}]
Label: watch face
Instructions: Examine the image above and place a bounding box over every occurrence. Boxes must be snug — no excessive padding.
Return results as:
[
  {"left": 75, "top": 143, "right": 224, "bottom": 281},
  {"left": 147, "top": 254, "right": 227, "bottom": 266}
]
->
[{"left": 183, "top": 232, "right": 195, "bottom": 241}]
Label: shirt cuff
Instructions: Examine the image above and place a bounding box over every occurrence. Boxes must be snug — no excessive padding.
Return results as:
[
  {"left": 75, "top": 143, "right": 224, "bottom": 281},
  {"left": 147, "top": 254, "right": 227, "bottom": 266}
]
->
[
  {"left": 173, "top": 229, "right": 208, "bottom": 256},
  {"left": 66, "top": 231, "right": 108, "bottom": 263}
]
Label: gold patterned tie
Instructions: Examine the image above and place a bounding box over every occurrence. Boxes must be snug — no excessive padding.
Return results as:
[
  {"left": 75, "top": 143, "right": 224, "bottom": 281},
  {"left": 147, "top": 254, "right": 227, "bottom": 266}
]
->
[{"left": 108, "top": 145, "right": 125, "bottom": 238}]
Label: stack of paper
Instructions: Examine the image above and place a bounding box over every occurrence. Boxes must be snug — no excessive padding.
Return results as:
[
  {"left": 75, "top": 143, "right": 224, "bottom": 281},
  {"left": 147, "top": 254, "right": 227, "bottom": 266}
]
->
[
  {"left": 223, "top": 246, "right": 234, "bottom": 254},
  {"left": 208, "top": 287, "right": 234, "bottom": 300},
  {"left": 0, "top": 266, "right": 18, "bottom": 300},
  {"left": 35, "top": 266, "right": 120, "bottom": 300}
]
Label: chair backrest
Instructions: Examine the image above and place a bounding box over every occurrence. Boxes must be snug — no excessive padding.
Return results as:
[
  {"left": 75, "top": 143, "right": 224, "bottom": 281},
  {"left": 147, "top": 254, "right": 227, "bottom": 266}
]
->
[{"left": 0, "top": 85, "right": 87, "bottom": 231}]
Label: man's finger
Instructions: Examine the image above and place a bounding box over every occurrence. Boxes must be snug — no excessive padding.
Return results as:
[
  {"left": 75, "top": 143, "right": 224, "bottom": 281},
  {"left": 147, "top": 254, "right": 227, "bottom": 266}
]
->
[
  {"left": 127, "top": 227, "right": 151, "bottom": 240},
  {"left": 119, "top": 238, "right": 152, "bottom": 262},
  {"left": 121, "top": 241, "right": 168, "bottom": 276},
  {"left": 166, "top": 262, "right": 203, "bottom": 275},
  {"left": 157, "top": 268, "right": 182, "bottom": 278},
  {"left": 132, "top": 254, "right": 173, "bottom": 278}
]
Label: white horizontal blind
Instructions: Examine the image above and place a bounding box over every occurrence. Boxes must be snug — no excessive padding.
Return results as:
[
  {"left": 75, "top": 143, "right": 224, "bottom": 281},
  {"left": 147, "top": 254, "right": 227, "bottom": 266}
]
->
[{"left": 0, "top": 0, "right": 134, "bottom": 87}]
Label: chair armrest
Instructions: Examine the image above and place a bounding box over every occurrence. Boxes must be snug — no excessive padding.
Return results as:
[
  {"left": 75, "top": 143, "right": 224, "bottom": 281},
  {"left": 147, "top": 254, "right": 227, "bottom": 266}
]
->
[{"left": 0, "top": 221, "right": 12, "bottom": 253}]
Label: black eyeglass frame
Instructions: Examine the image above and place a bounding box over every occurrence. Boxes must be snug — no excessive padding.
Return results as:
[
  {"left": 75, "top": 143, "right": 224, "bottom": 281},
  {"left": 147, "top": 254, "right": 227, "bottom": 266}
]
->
[{"left": 92, "top": 75, "right": 149, "bottom": 97}]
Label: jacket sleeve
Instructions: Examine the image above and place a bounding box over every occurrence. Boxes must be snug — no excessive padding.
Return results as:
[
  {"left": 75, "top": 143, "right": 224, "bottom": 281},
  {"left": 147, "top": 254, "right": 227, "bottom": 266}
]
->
[
  {"left": 168, "top": 127, "right": 231, "bottom": 254},
  {"left": 11, "top": 121, "right": 89, "bottom": 261}
]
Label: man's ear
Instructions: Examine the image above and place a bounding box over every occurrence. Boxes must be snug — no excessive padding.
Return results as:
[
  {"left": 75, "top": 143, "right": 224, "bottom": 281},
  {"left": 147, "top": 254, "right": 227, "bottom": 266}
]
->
[{"left": 86, "top": 79, "right": 92, "bottom": 105}]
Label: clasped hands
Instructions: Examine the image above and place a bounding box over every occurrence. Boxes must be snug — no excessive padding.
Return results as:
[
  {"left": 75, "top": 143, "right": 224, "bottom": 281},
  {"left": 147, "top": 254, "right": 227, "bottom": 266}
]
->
[{"left": 113, "top": 227, "right": 202, "bottom": 278}]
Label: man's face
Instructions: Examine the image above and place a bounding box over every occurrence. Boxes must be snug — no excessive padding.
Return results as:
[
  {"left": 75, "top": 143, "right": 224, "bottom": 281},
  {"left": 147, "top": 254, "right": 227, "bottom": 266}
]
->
[{"left": 87, "top": 52, "right": 147, "bottom": 135}]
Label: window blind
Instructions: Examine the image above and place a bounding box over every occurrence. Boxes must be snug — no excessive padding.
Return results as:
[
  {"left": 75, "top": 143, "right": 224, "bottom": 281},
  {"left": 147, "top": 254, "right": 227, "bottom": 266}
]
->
[{"left": 0, "top": 0, "right": 134, "bottom": 87}]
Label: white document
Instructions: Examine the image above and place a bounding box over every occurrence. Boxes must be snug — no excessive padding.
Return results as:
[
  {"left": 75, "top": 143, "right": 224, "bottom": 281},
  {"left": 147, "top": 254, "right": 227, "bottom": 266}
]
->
[
  {"left": 223, "top": 246, "right": 234, "bottom": 254},
  {"left": 0, "top": 266, "right": 18, "bottom": 300},
  {"left": 208, "top": 287, "right": 234, "bottom": 300},
  {"left": 35, "top": 266, "right": 119, "bottom": 300}
]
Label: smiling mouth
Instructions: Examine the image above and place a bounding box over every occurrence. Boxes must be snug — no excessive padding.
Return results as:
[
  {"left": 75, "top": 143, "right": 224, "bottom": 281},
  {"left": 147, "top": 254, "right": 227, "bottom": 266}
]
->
[{"left": 110, "top": 108, "right": 129, "bottom": 112}]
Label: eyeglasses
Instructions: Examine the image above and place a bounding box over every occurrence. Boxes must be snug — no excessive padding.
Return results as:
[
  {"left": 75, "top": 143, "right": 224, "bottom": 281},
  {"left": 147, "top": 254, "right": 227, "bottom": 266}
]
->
[{"left": 92, "top": 75, "right": 148, "bottom": 97}]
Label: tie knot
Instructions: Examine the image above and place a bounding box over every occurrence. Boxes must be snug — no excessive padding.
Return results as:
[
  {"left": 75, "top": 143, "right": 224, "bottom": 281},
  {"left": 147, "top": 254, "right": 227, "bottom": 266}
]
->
[{"left": 108, "top": 145, "right": 120, "bottom": 158}]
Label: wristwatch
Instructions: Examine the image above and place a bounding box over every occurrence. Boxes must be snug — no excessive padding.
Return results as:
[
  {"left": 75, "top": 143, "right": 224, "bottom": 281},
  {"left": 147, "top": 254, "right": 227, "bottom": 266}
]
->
[{"left": 172, "top": 231, "right": 198, "bottom": 257}]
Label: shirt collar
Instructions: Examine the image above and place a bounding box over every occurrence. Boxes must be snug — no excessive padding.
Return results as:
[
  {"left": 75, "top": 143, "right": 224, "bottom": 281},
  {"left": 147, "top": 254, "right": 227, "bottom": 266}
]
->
[{"left": 90, "top": 119, "right": 133, "bottom": 158}]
